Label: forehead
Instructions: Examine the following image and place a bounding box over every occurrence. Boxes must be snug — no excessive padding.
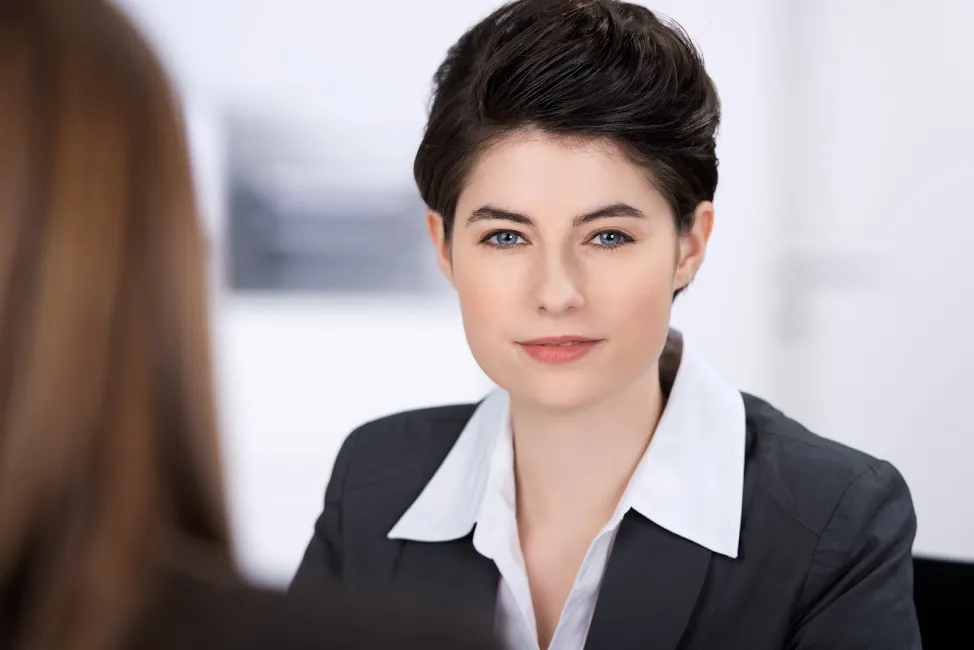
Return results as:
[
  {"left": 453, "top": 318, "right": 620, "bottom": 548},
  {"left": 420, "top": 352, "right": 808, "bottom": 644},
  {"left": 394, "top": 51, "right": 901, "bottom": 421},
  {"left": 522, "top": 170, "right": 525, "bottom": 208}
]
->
[{"left": 458, "top": 129, "right": 669, "bottom": 219}]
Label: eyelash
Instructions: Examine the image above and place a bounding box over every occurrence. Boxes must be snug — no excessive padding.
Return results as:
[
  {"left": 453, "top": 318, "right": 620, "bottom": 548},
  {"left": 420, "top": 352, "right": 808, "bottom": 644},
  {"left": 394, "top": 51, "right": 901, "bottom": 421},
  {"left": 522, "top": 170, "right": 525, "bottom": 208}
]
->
[{"left": 479, "top": 229, "right": 636, "bottom": 250}]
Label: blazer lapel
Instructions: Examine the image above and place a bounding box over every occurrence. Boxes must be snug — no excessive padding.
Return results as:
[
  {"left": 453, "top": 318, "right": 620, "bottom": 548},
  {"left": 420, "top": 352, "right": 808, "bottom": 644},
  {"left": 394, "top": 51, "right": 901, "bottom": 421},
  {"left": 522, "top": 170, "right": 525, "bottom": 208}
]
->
[
  {"left": 392, "top": 534, "right": 499, "bottom": 627},
  {"left": 585, "top": 512, "right": 713, "bottom": 650}
]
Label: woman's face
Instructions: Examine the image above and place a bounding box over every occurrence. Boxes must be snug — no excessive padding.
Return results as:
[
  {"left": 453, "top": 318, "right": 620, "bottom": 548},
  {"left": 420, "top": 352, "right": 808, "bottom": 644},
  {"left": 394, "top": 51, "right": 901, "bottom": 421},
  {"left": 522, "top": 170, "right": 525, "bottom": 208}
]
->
[{"left": 428, "top": 129, "right": 713, "bottom": 410}]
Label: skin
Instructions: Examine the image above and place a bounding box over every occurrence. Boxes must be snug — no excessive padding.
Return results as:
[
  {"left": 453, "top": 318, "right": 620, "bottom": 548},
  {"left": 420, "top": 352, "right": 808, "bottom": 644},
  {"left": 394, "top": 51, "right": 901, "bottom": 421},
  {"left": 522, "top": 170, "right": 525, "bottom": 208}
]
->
[{"left": 426, "top": 128, "right": 714, "bottom": 648}]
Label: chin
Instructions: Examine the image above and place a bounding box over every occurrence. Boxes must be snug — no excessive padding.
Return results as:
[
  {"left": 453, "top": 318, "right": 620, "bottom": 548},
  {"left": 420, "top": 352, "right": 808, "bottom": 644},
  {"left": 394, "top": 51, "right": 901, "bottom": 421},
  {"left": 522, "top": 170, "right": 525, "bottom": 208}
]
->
[{"left": 494, "top": 368, "right": 612, "bottom": 412}]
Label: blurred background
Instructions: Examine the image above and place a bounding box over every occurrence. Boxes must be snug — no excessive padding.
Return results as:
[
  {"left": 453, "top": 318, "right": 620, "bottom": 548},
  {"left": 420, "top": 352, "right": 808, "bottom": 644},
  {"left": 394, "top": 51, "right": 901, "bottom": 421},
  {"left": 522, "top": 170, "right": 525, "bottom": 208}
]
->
[{"left": 114, "top": 0, "right": 973, "bottom": 587}]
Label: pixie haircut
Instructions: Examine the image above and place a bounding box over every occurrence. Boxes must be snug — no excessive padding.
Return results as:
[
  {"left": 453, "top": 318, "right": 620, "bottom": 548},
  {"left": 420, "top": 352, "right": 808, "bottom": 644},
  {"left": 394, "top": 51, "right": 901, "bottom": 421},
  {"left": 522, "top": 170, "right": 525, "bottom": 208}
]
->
[{"left": 414, "top": 0, "right": 720, "bottom": 242}]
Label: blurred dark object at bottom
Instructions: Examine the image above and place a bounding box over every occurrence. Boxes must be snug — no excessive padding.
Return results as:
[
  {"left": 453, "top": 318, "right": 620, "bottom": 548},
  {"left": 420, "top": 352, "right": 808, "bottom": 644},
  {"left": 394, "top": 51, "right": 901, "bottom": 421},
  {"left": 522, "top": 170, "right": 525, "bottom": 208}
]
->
[{"left": 914, "top": 555, "right": 974, "bottom": 649}]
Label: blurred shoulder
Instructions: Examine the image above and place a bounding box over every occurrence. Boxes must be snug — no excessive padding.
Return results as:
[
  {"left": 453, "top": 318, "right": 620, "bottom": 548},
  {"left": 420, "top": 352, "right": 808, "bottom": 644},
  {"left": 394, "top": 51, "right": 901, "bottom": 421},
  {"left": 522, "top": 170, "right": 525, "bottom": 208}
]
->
[{"left": 143, "top": 572, "right": 496, "bottom": 650}]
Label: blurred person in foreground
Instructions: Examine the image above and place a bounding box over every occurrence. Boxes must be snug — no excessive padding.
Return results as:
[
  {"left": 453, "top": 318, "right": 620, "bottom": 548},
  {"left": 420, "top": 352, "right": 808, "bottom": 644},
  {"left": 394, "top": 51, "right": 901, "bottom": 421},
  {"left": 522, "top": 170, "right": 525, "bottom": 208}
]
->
[
  {"left": 292, "top": 0, "right": 922, "bottom": 648},
  {"left": 0, "top": 1, "right": 497, "bottom": 649}
]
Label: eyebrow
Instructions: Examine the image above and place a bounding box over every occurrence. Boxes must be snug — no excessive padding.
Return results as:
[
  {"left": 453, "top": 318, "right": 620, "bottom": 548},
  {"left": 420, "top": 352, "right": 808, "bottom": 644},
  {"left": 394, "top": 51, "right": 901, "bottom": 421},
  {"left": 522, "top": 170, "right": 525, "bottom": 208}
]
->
[{"left": 467, "top": 202, "right": 647, "bottom": 227}]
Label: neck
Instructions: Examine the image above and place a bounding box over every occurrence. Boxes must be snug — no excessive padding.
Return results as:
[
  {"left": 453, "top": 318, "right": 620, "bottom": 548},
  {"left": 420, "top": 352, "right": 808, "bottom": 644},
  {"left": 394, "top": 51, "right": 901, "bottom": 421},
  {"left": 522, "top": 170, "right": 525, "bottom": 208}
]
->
[{"left": 510, "top": 366, "right": 665, "bottom": 531}]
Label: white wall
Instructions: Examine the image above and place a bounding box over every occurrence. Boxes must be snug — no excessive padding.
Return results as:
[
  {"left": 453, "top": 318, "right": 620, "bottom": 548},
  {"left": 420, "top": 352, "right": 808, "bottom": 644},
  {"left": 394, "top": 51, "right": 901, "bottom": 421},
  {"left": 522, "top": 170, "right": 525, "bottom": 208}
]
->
[{"left": 769, "top": 0, "right": 974, "bottom": 561}]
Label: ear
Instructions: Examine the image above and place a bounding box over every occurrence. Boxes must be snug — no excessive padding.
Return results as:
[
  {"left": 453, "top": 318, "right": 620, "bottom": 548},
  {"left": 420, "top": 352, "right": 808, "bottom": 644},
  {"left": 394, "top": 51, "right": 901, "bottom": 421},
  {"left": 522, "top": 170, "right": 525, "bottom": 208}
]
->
[
  {"left": 425, "top": 209, "right": 455, "bottom": 287},
  {"left": 673, "top": 201, "right": 714, "bottom": 292}
]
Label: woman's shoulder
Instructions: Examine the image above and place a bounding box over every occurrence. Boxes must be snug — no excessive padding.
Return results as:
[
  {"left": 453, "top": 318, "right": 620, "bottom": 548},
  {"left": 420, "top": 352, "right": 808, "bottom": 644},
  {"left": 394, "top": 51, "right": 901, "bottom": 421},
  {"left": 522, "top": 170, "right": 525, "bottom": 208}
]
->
[
  {"left": 742, "top": 392, "right": 880, "bottom": 470},
  {"left": 741, "top": 392, "right": 913, "bottom": 537},
  {"left": 334, "top": 401, "right": 479, "bottom": 491},
  {"left": 349, "top": 401, "right": 479, "bottom": 447}
]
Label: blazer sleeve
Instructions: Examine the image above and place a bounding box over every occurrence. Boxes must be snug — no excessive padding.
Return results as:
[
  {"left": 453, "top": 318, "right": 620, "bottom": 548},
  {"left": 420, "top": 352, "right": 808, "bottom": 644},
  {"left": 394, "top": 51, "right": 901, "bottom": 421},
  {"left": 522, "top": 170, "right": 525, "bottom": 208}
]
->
[
  {"left": 289, "top": 429, "right": 360, "bottom": 595},
  {"left": 788, "top": 460, "right": 922, "bottom": 649}
]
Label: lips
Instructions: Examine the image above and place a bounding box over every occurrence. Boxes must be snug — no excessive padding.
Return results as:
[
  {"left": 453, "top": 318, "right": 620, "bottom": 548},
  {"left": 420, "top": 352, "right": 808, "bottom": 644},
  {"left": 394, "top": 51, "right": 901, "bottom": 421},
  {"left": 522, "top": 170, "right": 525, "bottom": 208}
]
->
[
  {"left": 517, "top": 336, "right": 602, "bottom": 365},
  {"left": 519, "top": 335, "right": 600, "bottom": 346}
]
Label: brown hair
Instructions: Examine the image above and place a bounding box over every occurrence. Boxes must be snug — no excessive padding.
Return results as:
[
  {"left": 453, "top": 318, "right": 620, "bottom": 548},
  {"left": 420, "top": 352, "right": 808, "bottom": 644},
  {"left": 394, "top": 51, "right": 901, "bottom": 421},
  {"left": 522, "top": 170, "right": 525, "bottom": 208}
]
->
[{"left": 0, "top": 1, "right": 232, "bottom": 649}]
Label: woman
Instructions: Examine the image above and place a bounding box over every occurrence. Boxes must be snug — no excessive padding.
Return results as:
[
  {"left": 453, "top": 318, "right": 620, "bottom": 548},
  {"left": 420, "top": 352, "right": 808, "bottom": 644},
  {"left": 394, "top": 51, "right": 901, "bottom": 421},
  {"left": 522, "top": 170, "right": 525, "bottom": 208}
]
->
[
  {"left": 0, "top": 1, "right": 496, "bottom": 649},
  {"left": 293, "top": 1, "right": 921, "bottom": 649}
]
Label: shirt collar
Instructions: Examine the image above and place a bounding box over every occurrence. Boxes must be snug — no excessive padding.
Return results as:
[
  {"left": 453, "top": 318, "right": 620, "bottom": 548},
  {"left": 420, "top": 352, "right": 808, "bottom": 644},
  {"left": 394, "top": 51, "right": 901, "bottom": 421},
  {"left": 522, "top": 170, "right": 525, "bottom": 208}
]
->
[{"left": 387, "top": 333, "right": 746, "bottom": 558}]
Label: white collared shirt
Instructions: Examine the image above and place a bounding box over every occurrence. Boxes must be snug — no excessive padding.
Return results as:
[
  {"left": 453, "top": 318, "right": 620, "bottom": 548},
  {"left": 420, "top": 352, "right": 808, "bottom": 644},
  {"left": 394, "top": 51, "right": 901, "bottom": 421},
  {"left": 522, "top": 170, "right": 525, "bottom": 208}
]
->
[{"left": 388, "top": 339, "right": 746, "bottom": 650}]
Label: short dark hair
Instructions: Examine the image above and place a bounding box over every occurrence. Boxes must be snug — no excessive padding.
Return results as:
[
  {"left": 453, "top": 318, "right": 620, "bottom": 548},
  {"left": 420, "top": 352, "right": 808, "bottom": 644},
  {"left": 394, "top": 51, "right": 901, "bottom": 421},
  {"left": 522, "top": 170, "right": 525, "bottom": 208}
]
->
[{"left": 414, "top": 0, "right": 720, "bottom": 241}]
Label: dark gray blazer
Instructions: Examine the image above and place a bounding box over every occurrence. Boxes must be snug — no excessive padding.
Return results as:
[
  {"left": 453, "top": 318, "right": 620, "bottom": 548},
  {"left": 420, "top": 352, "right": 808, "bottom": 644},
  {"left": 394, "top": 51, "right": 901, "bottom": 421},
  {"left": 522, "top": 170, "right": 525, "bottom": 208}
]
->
[{"left": 292, "top": 394, "right": 921, "bottom": 649}]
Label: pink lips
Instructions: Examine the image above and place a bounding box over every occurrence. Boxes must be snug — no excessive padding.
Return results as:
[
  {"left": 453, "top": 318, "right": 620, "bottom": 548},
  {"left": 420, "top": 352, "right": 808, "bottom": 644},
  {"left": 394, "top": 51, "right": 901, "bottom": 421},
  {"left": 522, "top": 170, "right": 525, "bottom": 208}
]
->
[{"left": 517, "top": 335, "right": 602, "bottom": 365}]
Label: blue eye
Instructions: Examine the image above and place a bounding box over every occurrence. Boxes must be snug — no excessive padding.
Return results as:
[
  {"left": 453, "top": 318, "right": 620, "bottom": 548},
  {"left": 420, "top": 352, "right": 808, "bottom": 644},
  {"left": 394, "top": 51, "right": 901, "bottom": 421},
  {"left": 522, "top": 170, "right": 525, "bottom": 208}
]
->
[
  {"left": 487, "top": 231, "right": 524, "bottom": 247},
  {"left": 591, "top": 230, "right": 631, "bottom": 247}
]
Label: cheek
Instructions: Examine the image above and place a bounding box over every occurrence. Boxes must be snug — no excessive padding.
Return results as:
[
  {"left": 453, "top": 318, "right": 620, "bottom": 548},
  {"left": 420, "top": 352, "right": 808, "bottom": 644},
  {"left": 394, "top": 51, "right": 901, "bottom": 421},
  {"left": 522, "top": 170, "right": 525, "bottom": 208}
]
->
[
  {"left": 450, "top": 249, "right": 523, "bottom": 341},
  {"left": 450, "top": 251, "right": 530, "bottom": 387},
  {"left": 589, "top": 247, "right": 675, "bottom": 341}
]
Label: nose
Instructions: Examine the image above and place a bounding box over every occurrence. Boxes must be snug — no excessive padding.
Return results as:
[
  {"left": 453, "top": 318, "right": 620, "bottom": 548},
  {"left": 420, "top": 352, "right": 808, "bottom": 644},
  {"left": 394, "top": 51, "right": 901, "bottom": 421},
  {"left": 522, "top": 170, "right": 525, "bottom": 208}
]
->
[{"left": 532, "top": 248, "right": 585, "bottom": 315}]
